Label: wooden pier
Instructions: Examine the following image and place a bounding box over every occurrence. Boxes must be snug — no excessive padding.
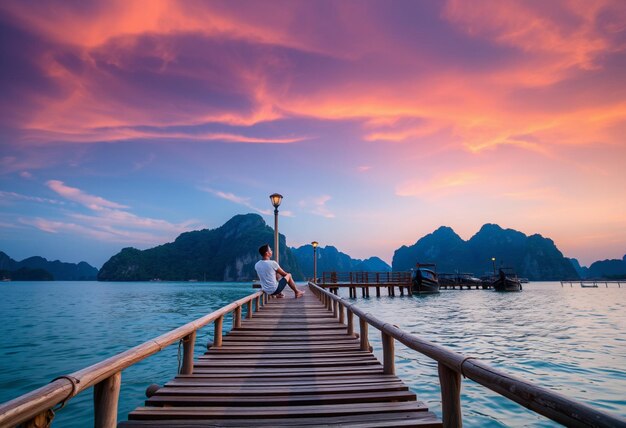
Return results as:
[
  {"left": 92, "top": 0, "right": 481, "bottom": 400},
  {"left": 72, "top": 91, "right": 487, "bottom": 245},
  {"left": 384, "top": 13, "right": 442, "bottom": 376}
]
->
[
  {"left": 120, "top": 290, "right": 441, "bottom": 427},
  {"left": 1, "top": 283, "right": 625, "bottom": 427},
  {"left": 320, "top": 271, "right": 413, "bottom": 297},
  {"left": 561, "top": 280, "right": 623, "bottom": 288}
]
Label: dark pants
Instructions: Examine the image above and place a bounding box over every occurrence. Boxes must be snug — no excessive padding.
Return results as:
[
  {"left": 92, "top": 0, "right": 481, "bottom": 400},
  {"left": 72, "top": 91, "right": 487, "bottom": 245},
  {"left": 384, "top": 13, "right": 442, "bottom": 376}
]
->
[{"left": 271, "top": 277, "right": 288, "bottom": 295}]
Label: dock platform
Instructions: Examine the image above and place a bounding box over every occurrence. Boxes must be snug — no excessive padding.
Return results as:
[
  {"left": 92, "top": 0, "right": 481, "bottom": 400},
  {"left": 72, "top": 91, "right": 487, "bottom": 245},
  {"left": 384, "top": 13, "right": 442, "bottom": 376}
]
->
[{"left": 119, "top": 290, "right": 441, "bottom": 427}]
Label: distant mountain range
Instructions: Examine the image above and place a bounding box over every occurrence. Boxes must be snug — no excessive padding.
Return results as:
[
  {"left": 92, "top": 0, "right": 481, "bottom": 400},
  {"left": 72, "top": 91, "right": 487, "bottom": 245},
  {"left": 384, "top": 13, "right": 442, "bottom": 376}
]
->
[
  {"left": 291, "top": 244, "right": 390, "bottom": 279},
  {"left": 5, "top": 214, "right": 623, "bottom": 282},
  {"left": 569, "top": 255, "right": 626, "bottom": 279},
  {"left": 98, "top": 214, "right": 303, "bottom": 281},
  {"left": 0, "top": 251, "right": 98, "bottom": 280},
  {"left": 392, "top": 224, "right": 579, "bottom": 280}
]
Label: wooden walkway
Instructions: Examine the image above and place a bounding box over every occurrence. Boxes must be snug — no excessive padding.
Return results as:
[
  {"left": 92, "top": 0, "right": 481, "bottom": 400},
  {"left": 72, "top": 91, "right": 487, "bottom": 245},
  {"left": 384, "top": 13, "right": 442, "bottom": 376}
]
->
[{"left": 119, "top": 289, "right": 442, "bottom": 427}]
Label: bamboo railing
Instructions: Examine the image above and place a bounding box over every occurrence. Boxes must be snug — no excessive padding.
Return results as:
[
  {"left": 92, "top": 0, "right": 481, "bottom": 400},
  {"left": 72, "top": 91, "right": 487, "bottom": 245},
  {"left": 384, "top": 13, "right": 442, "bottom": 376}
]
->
[
  {"left": 0, "top": 290, "right": 265, "bottom": 428},
  {"left": 309, "top": 282, "right": 626, "bottom": 428}
]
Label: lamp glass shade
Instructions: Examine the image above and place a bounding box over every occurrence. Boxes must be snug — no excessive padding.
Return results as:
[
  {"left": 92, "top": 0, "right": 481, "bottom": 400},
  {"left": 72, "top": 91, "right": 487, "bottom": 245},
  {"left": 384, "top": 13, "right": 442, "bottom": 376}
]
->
[
  {"left": 312, "top": 241, "right": 318, "bottom": 248},
  {"left": 491, "top": 257, "right": 496, "bottom": 261},
  {"left": 269, "top": 193, "right": 283, "bottom": 208}
]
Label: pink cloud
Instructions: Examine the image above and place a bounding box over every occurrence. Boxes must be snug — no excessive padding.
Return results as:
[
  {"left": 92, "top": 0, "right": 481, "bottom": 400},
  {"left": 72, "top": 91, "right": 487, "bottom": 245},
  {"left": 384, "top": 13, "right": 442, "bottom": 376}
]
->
[
  {"left": 15, "top": 181, "right": 204, "bottom": 246},
  {"left": 46, "top": 180, "right": 128, "bottom": 210},
  {"left": 0, "top": 190, "right": 65, "bottom": 206},
  {"left": 443, "top": 0, "right": 622, "bottom": 72},
  {"left": 299, "top": 195, "right": 335, "bottom": 218},
  {"left": 199, "top": 186, "right": 273, "bottom": 216}
]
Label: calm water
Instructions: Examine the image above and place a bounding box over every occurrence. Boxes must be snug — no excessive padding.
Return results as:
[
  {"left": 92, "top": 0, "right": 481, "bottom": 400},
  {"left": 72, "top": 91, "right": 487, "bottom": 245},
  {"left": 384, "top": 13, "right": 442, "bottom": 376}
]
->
[{"left": 0, "top": 281, "right": 624, "bottom": 427}]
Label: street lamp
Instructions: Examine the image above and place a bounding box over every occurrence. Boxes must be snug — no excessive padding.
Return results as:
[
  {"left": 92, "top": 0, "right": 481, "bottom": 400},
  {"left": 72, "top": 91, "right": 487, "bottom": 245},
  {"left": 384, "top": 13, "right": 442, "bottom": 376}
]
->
[
  {"left": 491, "top": 257, "right": 496, "bottom": 277},
  {"left": 311, "top": 241, "right": 319, "bottom": 282},
  {"left": 269, "top": 193, "right": 283, "bottom": 264}
]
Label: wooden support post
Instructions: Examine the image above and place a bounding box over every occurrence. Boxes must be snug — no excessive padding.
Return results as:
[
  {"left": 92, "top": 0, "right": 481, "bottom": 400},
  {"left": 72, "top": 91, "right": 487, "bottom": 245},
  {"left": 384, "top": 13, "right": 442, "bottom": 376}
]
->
[
  {"left": 254, "top": 296, "right": 260, "bottom": 312},
  {"left": 400, "top": 287, "right": 404, "bottom": 296},
  {"left": 366, "top": 287, "right": 370, "bottom": 297},
  {"left": 214, "top": 315, "right": 223, "bottom": 347},
  {"left": 382, "top": 331, "right": 395, "bottom": 375},
  {"left": 438, "top": 362, "right": 462, "bottom": 428},
  {"left": 180, "top": 330, "right": 196, "bottom": 375},
  {"left": 347, "top": 309, "right": 354, "bottom": 336},
  {"left": 359, "top": 317, "right": 369, "bottom": 351},
  {"left": 23, "top": 410, "right": 54, "bottom": 428},
  {"left": 246, "top": 300, "right": 252, "bottom": 319},
  {"left": 234, "top": 306, "right": 242, "bottom": 329},
  {"left": 333, "top": 299, "right": 338, "bottom": 319},
  {"left": 94, "top": 371, "right": 122, "bottom": 428},
  {"left": 408, "top": 285, "right": 413, "bottom": 296},
  {"left": 376, "top": 286, "right": 381, "bottom": 297},
  {"left": 339, "top": 302, "right": 345, "bottom": 324},
  {"left": 350, "top": 287, "right": 355, "bottom": 298},
  {"left": 361, "top": 287, "right": 366, "bottom": 297}
]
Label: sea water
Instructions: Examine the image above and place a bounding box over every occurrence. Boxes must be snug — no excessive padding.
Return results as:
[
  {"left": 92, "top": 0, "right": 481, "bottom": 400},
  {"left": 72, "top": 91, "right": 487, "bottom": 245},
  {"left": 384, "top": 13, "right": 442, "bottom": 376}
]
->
[{"left": 0, "top": 281, "right": 624, "bottom": 427}]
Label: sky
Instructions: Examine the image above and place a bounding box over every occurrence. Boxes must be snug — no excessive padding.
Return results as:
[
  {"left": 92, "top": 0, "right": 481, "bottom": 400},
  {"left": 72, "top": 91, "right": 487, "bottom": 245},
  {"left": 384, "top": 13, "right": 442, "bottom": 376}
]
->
[{"left": 1, "top": 0, "right": 625, "bottom": 269}]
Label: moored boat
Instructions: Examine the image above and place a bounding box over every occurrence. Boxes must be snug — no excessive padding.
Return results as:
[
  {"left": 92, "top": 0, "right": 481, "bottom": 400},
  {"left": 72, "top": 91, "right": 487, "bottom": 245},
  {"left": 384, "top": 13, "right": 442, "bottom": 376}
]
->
[
  {"left": 492, "top": 268, "right": 522, "bottom": 292},
  {"left": 411, "top": 263, "right": 440, "bottom": 294}
]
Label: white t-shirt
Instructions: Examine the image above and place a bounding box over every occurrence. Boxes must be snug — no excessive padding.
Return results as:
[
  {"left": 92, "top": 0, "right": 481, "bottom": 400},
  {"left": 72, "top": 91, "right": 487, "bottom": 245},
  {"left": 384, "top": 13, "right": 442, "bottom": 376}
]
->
[{"left": 255, "top": 260, "right": 280, "bottom": 294}]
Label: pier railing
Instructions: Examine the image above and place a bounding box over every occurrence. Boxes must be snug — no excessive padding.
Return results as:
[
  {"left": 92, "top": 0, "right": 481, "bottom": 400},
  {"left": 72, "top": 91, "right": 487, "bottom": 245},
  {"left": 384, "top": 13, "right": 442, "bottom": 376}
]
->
[
  {"left": 309, "top": 281, "right": 625, "bottom": 428},
  {"left": 321, "top": 271, "right": 411, "bottom": 284},
  {"left": 0, "top": 290, "right": 265, "bottom": 428}
]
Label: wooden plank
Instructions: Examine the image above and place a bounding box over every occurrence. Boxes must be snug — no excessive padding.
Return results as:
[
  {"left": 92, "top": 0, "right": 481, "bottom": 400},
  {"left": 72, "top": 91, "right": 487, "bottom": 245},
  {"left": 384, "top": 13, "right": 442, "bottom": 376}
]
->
[
  {"left": 146, "top": 390, "right": 417, "bottom": 406},
  {"left": 191, "top": 366, "right": 383, "bottom": 373},
  {"left": 167, "top": 375, "right": 403, "bottom": 387},
  {"left": 120, "top": 410, "right": 442, "bottom": 427},
  {"left": 200, "top": 351, "right": 374, "bottom": 359},
  {"left": 153, "top": 383, "right": 409, "bottom": 396},
  {"left": 128, "top": 401, "right": 429, "bottom": 419},
  {"left": 194, "top": 360, "right": 380, "bottom": 369}
]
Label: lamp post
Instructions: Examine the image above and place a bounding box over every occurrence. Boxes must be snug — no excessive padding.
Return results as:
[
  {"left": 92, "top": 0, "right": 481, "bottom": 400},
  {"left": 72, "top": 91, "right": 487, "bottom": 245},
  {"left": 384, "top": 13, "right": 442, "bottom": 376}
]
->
[
  {"left": 312, "top": 241, "right": 319, "bottom": 282},
  {"left": 491, "top": 257, "right": 496, "bottom": 277},
  {"left": 269, "top": 193, "right": 283, "bottom": 264}
]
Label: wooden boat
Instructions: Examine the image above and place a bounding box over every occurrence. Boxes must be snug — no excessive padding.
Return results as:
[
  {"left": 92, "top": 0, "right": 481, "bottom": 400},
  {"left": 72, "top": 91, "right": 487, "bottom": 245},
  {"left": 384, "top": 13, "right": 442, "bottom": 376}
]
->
[
  {"left": 411, "top": 263, "right": 440, "bottom": 294},
  {"left": 439, "top": 272, "right": 482, "bottom": 287},
  {"left": 492, "top": 268, "right": 522, "bottom": 292},
  {"left": 580, "top": 282, "right": 598, "bottom": 288}
]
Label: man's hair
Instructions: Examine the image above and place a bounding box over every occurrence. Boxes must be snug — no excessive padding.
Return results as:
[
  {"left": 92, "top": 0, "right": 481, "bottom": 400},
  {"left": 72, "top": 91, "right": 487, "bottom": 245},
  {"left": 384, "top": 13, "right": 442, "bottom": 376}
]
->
[{"left": 258, "top": 244, "right": 270, "bottom": 256}]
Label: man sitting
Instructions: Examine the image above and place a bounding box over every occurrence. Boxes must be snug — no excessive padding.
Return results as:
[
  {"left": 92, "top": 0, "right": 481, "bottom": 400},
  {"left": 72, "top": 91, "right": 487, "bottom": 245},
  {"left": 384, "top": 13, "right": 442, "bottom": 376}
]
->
[{"left": 254, "top": 244, "right": 305, "bottom": 299}]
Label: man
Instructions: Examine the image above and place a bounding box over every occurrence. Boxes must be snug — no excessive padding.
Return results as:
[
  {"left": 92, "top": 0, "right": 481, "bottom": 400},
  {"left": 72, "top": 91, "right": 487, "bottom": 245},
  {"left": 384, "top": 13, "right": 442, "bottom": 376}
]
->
[{"left": 255, "top": 244, "right": 305, "bottom": 298}]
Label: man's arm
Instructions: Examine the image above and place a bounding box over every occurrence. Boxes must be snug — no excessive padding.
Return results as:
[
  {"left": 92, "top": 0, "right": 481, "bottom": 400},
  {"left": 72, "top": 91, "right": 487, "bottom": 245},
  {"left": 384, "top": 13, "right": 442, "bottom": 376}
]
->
[{"left": 276, "top": 266, "right": 289, "bottom": 277}]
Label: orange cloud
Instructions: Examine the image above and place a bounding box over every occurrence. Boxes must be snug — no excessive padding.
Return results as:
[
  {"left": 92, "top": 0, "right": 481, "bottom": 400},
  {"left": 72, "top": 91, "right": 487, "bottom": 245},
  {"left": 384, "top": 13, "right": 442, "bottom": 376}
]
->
[
  {"left": 396, "top": 170, "right": 484, "bottom": 198},
  {"left": 443, "top": 0, "right": 621, "bottom": 72}
]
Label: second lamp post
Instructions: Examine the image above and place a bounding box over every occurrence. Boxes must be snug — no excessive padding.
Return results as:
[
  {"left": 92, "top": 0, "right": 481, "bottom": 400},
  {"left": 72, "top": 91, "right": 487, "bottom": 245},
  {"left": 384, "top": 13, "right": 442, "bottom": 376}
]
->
[{"left": 311, "top": 241, "right": 318, "bottom": 282}]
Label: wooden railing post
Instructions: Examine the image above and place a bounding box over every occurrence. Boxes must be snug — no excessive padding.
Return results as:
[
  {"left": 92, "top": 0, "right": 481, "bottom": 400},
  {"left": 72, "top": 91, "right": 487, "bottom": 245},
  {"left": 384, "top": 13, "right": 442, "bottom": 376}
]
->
[
  {"left": 359, "top": 317, "right": 369, "bottom": 351},
  {"left": 246, "top": 300, "right": 252, "bottom": 319},
  {"left": 338, "top": 302, "right": 345, "bottom": 324},
  {"left": 382, "top": 331, "right": 395, "bottom": 375},
  {"left": 254, "top": 296, "right": 260, "bottom": 312},
  {"left": 438, "top": 362, "right": 462, "bottom": 428},
  {"left": 347, "top": 309, "right": 354, "bottom": 336},
  {"left": 214, "top": 315, "right": 223, "bottom": 347},
  {"left": 332, "top": 299, "right": 338, "bottom": 319},
  {"left": 23, "top": 410, "right": 54, "bottom": 428},
  {"left": 234, "top": 306, "right": 242, "bottom": 329},
  {"left": 180, "top": 331, "right": 196, "bottom": 375},
  {"left": 94, "top": 371, "right": 121, "bottom": 428}
]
